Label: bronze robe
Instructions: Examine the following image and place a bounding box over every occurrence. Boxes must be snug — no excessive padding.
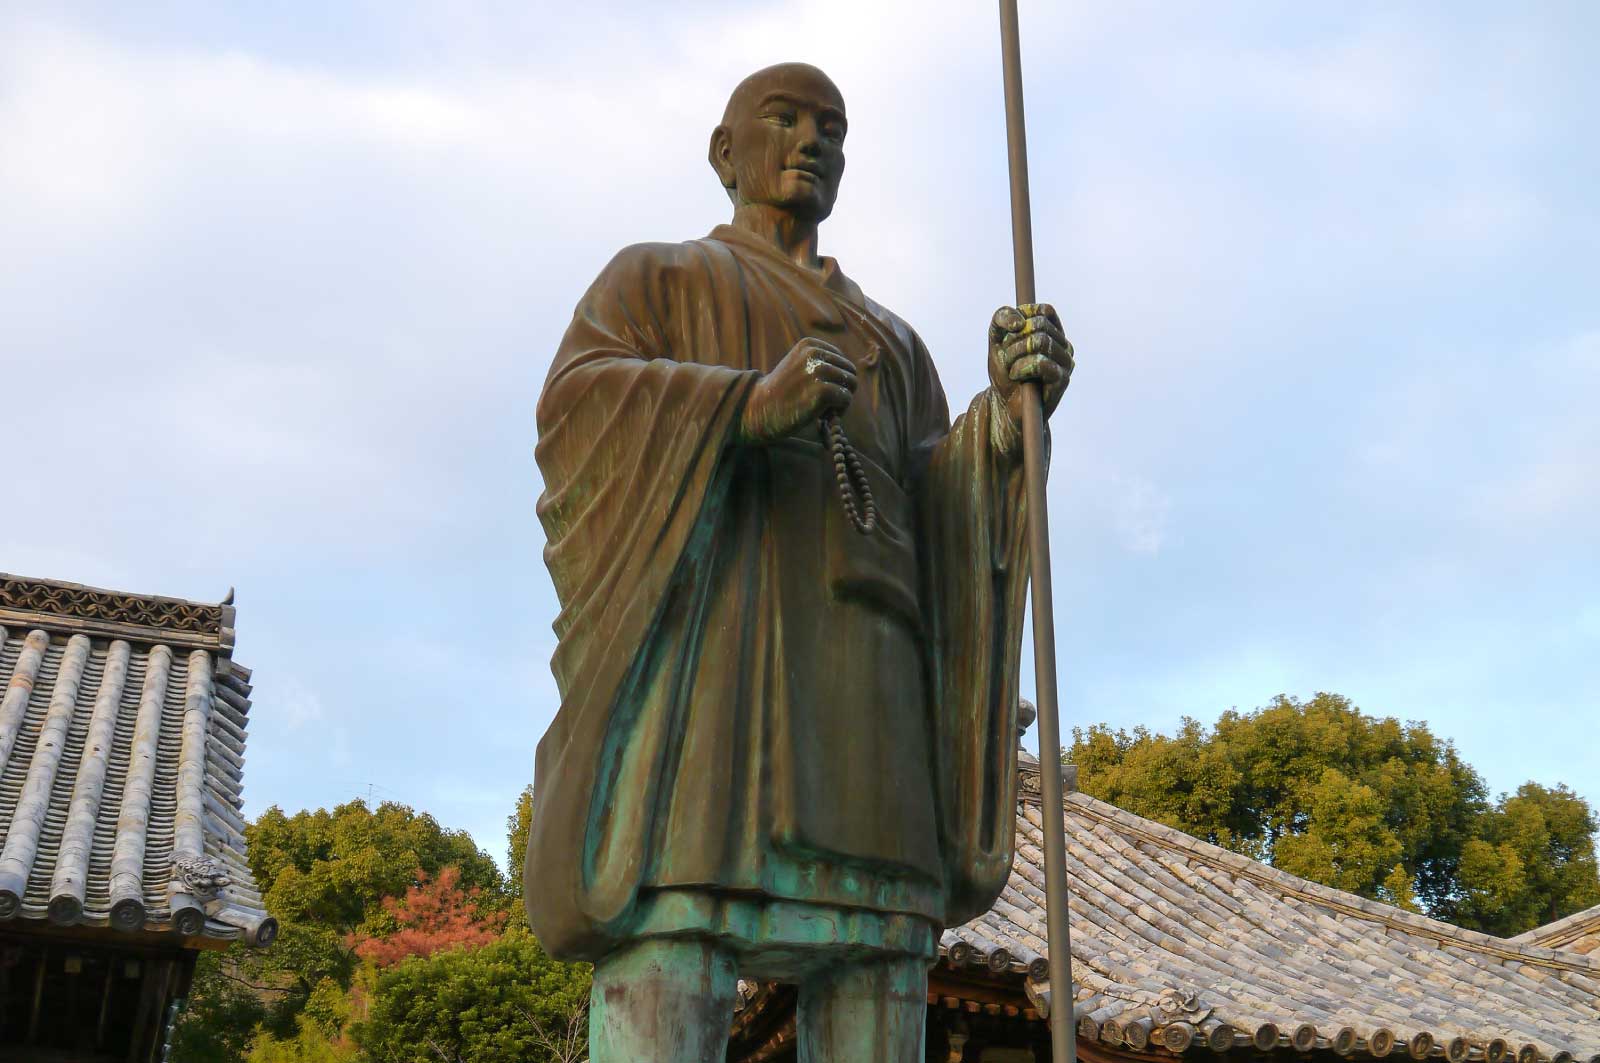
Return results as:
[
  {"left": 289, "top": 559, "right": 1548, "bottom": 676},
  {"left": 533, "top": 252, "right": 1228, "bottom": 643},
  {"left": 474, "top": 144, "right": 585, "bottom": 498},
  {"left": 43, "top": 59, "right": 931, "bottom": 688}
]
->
[{"left": 526, "top": 225, "right": 1028, "bottom": 965}]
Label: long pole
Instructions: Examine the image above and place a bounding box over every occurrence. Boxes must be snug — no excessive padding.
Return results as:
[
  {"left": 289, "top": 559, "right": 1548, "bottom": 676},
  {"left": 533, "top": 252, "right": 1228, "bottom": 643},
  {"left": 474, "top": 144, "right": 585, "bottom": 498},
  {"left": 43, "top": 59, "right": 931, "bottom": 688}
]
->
[{"left": 998, "top": 2, "right": 1077, "bottom": 1061}]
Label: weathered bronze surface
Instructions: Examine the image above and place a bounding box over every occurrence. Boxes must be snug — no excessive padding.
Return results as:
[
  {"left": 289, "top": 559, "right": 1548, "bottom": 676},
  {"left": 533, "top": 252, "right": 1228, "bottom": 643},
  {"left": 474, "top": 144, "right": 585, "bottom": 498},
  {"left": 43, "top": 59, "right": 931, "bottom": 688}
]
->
[
  {"left": 998, "top": 0, "right": 1081, "bottom": 1058},
  {"left": 525, "top": 61, "right": 1073, "bottom": 1061}
]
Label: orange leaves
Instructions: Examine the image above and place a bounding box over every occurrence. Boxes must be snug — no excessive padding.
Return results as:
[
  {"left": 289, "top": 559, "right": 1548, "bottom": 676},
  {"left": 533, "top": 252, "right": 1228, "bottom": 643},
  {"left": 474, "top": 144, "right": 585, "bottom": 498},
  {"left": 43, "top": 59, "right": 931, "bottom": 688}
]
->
[{"left": 348, "top": 866, "right": 508, "bottom": 967}]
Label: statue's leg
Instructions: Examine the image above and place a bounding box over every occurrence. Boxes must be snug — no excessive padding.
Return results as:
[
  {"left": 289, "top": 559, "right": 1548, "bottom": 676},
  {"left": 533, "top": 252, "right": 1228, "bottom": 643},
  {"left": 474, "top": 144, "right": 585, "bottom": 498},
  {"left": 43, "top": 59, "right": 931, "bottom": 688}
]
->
[
  {"left": 589, "top": 936, "right": 738, "bottom": 1063},
  {"left": 796, "top": 955, "right": 929, "bottom": 1063}
]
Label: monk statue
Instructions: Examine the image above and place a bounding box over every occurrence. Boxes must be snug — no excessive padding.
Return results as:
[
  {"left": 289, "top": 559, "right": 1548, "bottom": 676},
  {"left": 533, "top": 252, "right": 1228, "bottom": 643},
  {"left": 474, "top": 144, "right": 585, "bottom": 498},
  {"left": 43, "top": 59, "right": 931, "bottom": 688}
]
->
[{"left": 525, "top": 61, "right": 1074, "bottom": 1061}]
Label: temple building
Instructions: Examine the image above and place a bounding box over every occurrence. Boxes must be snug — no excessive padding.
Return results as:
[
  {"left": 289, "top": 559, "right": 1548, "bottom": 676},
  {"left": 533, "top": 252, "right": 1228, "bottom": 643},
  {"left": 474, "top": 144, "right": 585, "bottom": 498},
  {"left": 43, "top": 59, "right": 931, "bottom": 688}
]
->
[
  {"left": 0, "top": 573, "right": 276, "bottom": 1062},
  {"left": 729, "top": 721, "right": 1600, "bottom": 1063},
  {"left": 1510, "top": 904, "right": 1600, "bottom": 960}
]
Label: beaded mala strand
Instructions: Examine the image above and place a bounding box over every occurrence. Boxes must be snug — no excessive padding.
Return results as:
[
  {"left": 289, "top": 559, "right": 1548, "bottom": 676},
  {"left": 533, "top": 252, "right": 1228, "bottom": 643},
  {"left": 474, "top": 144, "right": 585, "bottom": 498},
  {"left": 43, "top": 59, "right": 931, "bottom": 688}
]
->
[
  {"left": 821, "top": 412, "right": 877, "bottom": 534},
  {"left": 820, "top": 297, "right": 883, "bottom": 534}
]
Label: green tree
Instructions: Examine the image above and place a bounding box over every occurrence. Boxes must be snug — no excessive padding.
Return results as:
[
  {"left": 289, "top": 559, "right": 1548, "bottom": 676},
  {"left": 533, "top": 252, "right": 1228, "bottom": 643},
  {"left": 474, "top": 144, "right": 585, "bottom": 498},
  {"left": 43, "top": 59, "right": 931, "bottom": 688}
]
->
[
  {"left": 1454, "top": 783, "right": 1600, "bottom": 936},
  {"left": 1273, "top": 767, "right": 1403, "bottom": 894},
  {"left": 351, "top": 929, "right": 590, "bottom": 1063},
  {"left": 170, "top": 951, "right": 275, "bottom": 1063},
  {"left": 504, "top": 783, "right": 537, "bottom": 931},
  {"left": 1068, "top": 716, "right": 1249, "bottom": 851},
  {"left": 249, "top": 799, "right": 502, "bottom": 931},
  {"left": 245, "top": 1019, "right": 355, "bottom": 1063},
  {"left": 507, "top": 783, "right": 535, "bottom": 903},
  {"left": 173, "top": 799, "right": 504, "bottom": 1060},
  {"left": 1068, "top": 693, "right": 1597, "bottom": 935}
]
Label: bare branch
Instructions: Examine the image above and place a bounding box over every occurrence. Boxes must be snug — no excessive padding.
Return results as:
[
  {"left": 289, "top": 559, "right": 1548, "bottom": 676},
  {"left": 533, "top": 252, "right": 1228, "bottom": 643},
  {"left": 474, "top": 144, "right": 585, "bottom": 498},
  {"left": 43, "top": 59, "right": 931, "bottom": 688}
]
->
[
  {"left": 516, "top": 999, "right": 589, "bottom": 1063},
  {"left": 424, "top": 1036, "right": 463, "bottom": 1063},
  {"left": 208, "top": 967, "right": 295, "bottom": 994}
]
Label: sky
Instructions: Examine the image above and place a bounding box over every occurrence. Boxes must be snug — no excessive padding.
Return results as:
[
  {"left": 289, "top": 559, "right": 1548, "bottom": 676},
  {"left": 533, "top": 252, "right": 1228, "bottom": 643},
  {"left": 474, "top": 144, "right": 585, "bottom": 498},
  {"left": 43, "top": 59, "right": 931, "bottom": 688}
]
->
[{"left": 2, "top": 1, "right": 1596, "bottom": 869}]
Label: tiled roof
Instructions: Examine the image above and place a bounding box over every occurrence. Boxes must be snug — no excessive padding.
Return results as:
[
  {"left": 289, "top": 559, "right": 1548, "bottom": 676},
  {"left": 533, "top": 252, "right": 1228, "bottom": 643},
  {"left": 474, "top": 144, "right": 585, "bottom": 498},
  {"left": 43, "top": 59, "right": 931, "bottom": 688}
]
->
[
  {"left": 941, "top": 756, "right": 1600, "bottom": 1061},
  {"left": 0, "top": 574, "right": 276, "bottom": 946},
  {"left": 1511, "top": 904, "right": 1600, "bottom": 959}
]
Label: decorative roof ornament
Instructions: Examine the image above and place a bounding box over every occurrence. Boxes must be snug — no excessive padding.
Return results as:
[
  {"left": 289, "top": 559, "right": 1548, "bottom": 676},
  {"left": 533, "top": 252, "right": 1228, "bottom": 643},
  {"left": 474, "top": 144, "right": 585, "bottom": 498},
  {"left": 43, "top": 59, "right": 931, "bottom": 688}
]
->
[
  {"left": 172, "top": 856, "right": 231, "bottom": 902},
  {"left": 1016, "top": 700, "right": 1077, "bottom": 807},
  {"left": 1157, "top": 988, "right": 1212, "bottom": 1023},
  {"left": 0, "top": 573, "right": 271, "bottom": 946},
  {"left": 0, "top": 573, "right": 233, "bottom": 651}
]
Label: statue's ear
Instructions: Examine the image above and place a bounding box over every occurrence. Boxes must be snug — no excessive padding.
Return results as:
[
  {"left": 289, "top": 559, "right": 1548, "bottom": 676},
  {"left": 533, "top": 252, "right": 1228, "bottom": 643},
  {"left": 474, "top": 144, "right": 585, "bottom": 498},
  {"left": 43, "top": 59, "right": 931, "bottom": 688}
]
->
[{"left": 709, "top": 125, "right": 737, "bottom": 197}]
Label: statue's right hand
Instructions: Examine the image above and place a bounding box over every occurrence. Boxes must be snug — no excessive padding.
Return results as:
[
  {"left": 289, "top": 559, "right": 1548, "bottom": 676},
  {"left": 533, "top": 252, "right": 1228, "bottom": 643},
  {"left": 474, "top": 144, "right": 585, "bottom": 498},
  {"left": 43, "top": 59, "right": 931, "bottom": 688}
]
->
[{"left": 738, "top": 338, "right": 857, "bottom": 445}]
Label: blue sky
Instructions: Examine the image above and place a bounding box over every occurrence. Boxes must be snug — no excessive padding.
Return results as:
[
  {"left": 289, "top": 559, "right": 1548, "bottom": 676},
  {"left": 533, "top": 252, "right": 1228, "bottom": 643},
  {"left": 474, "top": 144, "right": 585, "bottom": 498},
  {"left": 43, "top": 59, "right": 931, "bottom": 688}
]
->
[{"left": 2, "top": 1, "right": 1595, "bottom": 868}]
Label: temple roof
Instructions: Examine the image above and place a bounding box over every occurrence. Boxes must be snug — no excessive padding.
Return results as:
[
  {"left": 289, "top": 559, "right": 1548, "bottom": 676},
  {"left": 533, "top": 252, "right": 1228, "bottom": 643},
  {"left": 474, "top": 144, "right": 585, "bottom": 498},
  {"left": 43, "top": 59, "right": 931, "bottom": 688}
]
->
[
  {"left": 1510, "top": 904, "right": 1600, "bottom": 959},
  {"left": 0, "top": 573, "right": 276, "bottom": 947},
  {"left": 941, "top": 759, "right": 1600, "bottom": 1061}
]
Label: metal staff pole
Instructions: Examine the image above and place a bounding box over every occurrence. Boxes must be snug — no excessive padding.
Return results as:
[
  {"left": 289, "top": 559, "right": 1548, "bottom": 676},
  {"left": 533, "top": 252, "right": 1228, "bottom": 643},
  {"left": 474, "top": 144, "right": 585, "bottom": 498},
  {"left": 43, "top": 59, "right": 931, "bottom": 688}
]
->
[{"left": 998, "top": 1, "right": 1078, "bottom": 1060}]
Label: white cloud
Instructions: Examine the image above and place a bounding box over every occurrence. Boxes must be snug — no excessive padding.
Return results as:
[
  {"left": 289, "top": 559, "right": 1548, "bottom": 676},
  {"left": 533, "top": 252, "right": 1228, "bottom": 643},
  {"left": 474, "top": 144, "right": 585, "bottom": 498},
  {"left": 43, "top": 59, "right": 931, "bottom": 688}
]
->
[
  {"left": 1102, "top": 472, "right": 1173, "bottom": 556},
  {"left": 275, "top": 678, "right": 327, "bottom": 731},
  {"left": 1465, "top": 331, "right": 1600, "bottom": 533},
  {"left": 2, "top": 2, "right": 1595, "bottom": 841}
]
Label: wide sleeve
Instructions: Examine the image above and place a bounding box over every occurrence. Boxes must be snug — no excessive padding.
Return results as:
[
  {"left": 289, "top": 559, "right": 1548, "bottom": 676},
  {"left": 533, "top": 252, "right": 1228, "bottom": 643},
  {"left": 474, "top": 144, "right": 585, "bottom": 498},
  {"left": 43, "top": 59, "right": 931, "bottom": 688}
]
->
[
  {"left": 525, "top": 243, "right": 757, "bottom": 959},
  {"left": 910, "top": 339, "right": 1032, "bottom": 926}
]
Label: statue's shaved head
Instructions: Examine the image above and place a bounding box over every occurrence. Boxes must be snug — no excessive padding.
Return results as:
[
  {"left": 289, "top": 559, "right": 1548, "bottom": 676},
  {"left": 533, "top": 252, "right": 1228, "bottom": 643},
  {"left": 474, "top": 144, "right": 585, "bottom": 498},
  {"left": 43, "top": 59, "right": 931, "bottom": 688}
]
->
[
  {"left": 710, "top": 63, "right": 848, "bottom": 218},
  {"left": 721, "top": 62, "right": 846, "bottom": 127}
]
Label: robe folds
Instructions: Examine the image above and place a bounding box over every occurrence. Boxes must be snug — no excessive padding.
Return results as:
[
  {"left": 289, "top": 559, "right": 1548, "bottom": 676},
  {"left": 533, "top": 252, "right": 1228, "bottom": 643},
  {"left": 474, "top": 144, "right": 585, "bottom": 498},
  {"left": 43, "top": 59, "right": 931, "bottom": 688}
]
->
[{"left": 526, "top": 224, "right": 1031, "bottom": 968}]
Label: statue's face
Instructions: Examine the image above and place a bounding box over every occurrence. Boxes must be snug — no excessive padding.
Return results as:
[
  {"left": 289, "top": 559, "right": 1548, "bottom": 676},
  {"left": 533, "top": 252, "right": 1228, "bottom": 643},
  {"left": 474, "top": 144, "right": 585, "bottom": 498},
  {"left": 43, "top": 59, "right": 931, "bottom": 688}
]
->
[{"left": 715, "top": 65, "right": 847, "bottom": 223}]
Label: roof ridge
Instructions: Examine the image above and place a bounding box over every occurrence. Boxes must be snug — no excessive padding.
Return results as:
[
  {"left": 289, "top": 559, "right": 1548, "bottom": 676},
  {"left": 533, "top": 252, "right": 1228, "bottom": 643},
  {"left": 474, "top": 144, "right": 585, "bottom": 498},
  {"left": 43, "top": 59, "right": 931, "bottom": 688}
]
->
[
  {"left": 0, "top": 572, "right": 234, "bottom": 655},
  {"left": 1508, "top": 901, "right": 1600, "bottom": 947},
  {"left": 0, "top": 631, "right": 273, "bottom": 946},
  {"left": 1062, "top": 789, "right": 1600, "bottom": 975}
]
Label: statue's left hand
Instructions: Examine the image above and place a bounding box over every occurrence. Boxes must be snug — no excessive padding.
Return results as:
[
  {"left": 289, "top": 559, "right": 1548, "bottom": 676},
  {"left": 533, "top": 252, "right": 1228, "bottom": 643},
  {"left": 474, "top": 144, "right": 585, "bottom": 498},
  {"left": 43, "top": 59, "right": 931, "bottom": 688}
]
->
[{"left": 988, "top": 303, "right": 1074, "bottom": 425}]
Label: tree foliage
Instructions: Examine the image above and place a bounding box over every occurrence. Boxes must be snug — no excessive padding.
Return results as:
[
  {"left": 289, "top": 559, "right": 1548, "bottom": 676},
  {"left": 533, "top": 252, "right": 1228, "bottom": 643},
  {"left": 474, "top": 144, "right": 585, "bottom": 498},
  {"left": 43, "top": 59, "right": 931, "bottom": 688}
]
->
[
  {"left": 172, "top": 799, "right": 505, "bottom": 1060},
  {"left": 246, "top": 1018, "right": 357, "bottom": 1063},
  {"left": 1069, "top": 693, "right": 1599, "bottom": 935},
  {"left": 350, "top": 865, "right": 509, "bottom": 967},
  {"left": 173, "top": 950, "right": 278, "bottom": 1063},
  {"left": 507, "top": 783, "right": 535, "bottom": 903},
  {"left": 249, "top": 799, "right": 502, "bottom": 931},
  {"left": 171, "top": 694, "right": 1597, "bottom": 1061},
  {"left": 1453, "top": 782, "right": 1600, "bottom": 936},
  {"left": 350, "top": 930, "right": 590, "bottom": 1063}
]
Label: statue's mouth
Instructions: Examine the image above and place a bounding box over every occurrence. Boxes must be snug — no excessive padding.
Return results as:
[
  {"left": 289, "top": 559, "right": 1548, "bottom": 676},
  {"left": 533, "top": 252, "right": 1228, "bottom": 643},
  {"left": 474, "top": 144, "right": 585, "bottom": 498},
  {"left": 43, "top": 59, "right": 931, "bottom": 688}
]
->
[{"left": 786, "top": 163, "right": 826, "bottom": 181}]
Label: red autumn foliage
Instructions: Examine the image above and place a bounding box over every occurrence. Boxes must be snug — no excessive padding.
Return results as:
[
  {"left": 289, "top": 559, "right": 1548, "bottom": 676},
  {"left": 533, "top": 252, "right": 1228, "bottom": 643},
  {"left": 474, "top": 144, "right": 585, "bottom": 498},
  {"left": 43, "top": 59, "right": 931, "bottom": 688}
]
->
[{"left": 348, "top": 865, "right": 508, "bottom": 967}]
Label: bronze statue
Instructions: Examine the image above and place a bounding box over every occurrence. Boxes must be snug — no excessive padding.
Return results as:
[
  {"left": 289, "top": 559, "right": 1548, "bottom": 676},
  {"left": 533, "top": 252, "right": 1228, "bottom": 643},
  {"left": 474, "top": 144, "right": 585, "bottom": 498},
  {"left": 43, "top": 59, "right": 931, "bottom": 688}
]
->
[{"left": 526, "top": 61, "right": 1074, "bottom": 1061}]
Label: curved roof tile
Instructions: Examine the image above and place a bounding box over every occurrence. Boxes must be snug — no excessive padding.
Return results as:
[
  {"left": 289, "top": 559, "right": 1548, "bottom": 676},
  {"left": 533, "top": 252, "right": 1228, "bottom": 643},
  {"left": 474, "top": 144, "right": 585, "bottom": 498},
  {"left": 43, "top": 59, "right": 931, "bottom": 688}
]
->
[
  {"left": 0, "top": 574, "right": 275, "bottom": 946},
  {"left": 942, "top": 777, "right": 1600, "bottom": 1059},
  {"left": 1512, "top": 904, "right": 1600, "bottom": 958}
]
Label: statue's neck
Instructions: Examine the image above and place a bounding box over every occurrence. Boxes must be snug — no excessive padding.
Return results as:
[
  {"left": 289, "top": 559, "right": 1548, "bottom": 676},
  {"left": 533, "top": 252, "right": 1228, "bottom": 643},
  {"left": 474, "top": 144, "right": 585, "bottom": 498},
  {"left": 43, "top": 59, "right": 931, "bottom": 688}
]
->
[{"left": 730, "top": 204, "right": 823, "bottom": 272}]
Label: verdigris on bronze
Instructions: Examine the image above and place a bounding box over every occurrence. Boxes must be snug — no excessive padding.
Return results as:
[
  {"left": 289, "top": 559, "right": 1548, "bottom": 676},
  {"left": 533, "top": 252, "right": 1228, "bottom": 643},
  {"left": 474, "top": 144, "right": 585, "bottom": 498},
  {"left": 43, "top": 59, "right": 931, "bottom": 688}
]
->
[{"left": 526, "top": 62, "right": 1074, "bottom": 1062}]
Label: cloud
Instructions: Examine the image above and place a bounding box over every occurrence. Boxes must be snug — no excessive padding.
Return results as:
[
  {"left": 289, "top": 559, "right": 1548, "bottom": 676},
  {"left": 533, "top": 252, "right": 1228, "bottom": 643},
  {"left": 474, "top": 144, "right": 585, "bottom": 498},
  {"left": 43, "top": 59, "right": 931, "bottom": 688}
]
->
[
  {"left": 1465, "top": 330, "right": 1600, "bottom": 533},
  {"left": 274, "top": 679, "right": 327, "bottom": 732},
  {"left": 2, "top": 2, "right": 1595, "bottom": 848},
  {"left": 1088, "top": 472, "right": 1173, "bottom": 556}
]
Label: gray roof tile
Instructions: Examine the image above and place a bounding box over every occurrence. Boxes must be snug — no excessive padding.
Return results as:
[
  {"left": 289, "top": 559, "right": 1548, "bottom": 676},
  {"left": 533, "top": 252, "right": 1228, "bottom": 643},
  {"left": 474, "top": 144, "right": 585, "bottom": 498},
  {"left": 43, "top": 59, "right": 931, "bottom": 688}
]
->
[
  {"left": 0, "top": 574, "right": 275, "bottom": 946},
  {"left": 1512, "top": 904, "right": 1600, "bottom": 957},
  {"left": 941, "top": 762, "right": 1600, "bottom": 1058}
]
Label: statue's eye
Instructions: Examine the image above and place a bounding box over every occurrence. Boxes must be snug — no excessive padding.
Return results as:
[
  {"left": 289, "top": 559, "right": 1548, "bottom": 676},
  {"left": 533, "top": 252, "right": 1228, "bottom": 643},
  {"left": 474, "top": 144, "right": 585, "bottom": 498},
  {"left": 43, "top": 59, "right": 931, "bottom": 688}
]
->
[{"left": 762, "top": 111, "right": 796, "bottom": 127}]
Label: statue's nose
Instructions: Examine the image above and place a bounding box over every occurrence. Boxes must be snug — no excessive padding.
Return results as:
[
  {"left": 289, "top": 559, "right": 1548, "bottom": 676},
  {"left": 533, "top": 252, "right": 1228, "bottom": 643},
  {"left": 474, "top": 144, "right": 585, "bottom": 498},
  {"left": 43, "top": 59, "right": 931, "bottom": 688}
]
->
[{"left": 794, "top": 115, "right": 824, "bottom": 154}]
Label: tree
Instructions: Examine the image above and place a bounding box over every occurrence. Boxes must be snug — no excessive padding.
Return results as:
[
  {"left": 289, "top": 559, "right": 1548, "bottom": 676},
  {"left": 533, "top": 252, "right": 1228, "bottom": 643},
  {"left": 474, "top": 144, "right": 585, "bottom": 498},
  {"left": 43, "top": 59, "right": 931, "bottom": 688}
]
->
[
  {"left": 1272, "top": 767, "right": 1403, "bottom": 894},
  {"left": 507, "top": 783, "right": 535, "bottom": 904},
  {"left": 245, "top": 1018, "right": 356, "bottom": 1063},
  {"left": 172, "top": 799, "right": 505, "bottom": 1060},
  {"left": 1068, "top": 693, "right": 1598, "bottom": 935},
  {"left": 350, "top": 865, "right": 509, "bottom": 967},
  {"left": 248, "top": 799, "right": 503, "bottom": 933},
  {"left": 1453, "top": 783, "right": 1600, "bottom": 936},
  {"left": 170, "top": 950, "right": 276, "bottom": 1063},
  {"left": 350, "top": 929, "right": 590, "bottom": 1063}
]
